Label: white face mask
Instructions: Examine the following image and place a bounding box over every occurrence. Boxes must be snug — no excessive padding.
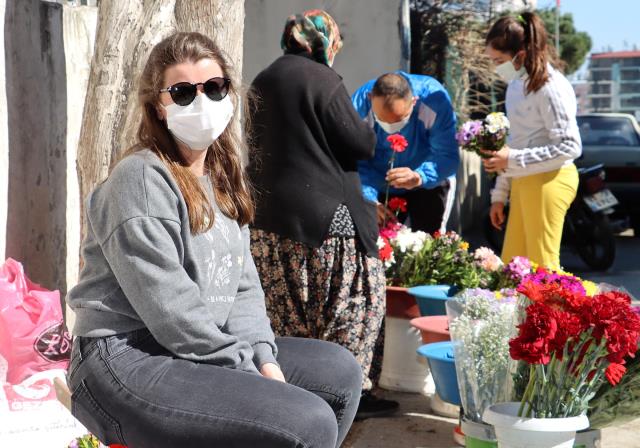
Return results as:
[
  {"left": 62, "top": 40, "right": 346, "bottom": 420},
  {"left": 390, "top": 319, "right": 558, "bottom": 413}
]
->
[
  {"left": 163, "top": 93, "right": 234, "bottom": 150},
  {"left": 495, "top": 55, "right": 526, "bottom": 83},
  {"left": 374, "top": 112, "right": 411, "bottom": 134}
]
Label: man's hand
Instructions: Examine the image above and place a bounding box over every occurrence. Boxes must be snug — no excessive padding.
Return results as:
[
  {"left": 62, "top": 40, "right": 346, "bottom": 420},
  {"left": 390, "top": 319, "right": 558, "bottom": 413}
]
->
[
  {"left": 490, "top": 202, "right": 506, "bottom": 230},
  {"left": 386, "top": 167, "right": 422, "bottom": 190},
  {"left": 482, "top": 146, "right": 510, "bottom": 173},
  {"left": 260, "top": 363, "right": 286, "bottom": 383},
  {"left": 376, "top": 202, "right": 395, "bottom": 227}
]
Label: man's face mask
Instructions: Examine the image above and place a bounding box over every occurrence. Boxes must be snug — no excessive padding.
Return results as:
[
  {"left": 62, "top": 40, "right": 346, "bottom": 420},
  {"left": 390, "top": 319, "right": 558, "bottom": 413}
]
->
[{"left": 374, "top": 111, "right": 412, "bottom": 134}]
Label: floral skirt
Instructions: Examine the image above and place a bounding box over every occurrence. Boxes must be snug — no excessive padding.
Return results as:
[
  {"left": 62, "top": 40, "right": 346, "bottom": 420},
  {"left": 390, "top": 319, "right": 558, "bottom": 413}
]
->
[{"left": 250, "top": 229, "right": 386, "bottom": 391}]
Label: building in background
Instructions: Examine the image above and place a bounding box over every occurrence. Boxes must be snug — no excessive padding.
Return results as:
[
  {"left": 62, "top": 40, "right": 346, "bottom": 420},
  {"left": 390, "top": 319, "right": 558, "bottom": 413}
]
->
[
  {"left": 572, "top": 80, "right": 590, "bottom": 115},
  {"left": 588, "top": 51, "right": 640, "bottom": 119}
]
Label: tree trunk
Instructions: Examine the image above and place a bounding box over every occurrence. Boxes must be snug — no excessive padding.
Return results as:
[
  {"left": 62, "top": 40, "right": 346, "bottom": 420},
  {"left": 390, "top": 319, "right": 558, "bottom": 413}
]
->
[{"left": 76, "top": 0, "right": 244, "bottom": 244}]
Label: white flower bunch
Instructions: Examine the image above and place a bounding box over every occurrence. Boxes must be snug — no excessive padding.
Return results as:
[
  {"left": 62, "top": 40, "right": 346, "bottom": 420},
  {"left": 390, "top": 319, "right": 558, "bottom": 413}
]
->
[
  {"left": 484, "top": 112, "right": 510, "bottom": 135},
  {"left": 447, "top": 289, "right": 518, "bottom": 423},
  {"left": 393, "top": 227, "right": 428, "bottom": 254}
]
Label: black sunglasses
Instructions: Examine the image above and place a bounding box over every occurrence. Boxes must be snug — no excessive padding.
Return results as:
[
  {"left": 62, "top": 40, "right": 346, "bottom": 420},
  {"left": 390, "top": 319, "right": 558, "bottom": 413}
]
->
[{"left": 159, "top": 77, "right": 231, "bottom": 106}]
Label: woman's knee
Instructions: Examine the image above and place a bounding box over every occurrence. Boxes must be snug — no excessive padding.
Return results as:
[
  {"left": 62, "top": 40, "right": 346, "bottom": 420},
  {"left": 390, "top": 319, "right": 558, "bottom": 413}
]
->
[{"left": 290, "top": 393, "right": 339, "bottom": 448}]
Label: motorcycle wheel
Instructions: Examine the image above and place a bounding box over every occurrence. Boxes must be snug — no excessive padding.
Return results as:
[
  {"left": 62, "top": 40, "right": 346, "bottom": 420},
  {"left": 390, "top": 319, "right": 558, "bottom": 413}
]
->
[{"left": 572, "top": 209, "right": 616, "bottom": 271}]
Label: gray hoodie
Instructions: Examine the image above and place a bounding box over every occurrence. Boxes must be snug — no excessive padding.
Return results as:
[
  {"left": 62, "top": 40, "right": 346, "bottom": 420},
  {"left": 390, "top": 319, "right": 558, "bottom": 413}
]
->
[{"left": 67, "top": 150, "right": 277, "bottom": 373}]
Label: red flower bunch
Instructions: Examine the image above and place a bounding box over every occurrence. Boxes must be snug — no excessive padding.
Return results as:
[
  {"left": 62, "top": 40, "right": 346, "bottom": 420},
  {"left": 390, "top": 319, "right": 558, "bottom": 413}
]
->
[
  {"left": 512, "top": 275, "right": 640, "bottom": 418},
  {"left": 378, "top": 236, "right": 393, "bottom": 262},
  {"left": 388, "top": 197, "right": 408, "bottom": 214},
  {"left": 387, "top": 134, "right": 408, "bottom": 153}
]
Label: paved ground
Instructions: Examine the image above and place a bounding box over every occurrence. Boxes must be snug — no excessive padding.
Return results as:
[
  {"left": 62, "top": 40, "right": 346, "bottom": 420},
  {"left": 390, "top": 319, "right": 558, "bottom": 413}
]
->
[
  {"left": 344, "top": 390, "right": 640, "bottom": 448},
  {"left": 345, "top": 232, "right": 640, "bottom": 448}
]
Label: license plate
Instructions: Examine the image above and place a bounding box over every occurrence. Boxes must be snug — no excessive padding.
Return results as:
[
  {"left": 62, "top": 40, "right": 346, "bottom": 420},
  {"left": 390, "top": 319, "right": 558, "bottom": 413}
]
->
[{"left": 584, "top": 189, "right": 618, "bottom": 212}]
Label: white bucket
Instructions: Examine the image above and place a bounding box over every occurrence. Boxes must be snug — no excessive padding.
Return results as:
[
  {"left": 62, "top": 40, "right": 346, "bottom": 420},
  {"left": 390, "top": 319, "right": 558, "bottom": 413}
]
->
[
  {"left": 430, "top": 392, "right": 460, "bottom": 419},
  {"left": 379, "top": 316, "right": 435, "bottom": 394},
  {"left": 483, "top": 402, "right": 589, "bottom": 448}
]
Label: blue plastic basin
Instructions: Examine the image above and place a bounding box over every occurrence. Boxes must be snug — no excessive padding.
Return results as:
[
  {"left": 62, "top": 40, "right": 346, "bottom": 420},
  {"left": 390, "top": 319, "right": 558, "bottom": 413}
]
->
[
  {"left": 408, "top": 285, "right": 457, "bottom": 316},
  {"left": 417, "top": 341, "right": 461, "bottom": 406}
]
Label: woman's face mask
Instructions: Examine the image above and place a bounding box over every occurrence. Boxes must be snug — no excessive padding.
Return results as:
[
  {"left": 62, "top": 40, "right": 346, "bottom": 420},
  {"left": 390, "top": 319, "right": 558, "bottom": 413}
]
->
[
  {"left": 495, "top": 54, "right": 526, "bottom": 82},
  {"left": 163, "top": 93, "right": 234, "bottom": 151}
]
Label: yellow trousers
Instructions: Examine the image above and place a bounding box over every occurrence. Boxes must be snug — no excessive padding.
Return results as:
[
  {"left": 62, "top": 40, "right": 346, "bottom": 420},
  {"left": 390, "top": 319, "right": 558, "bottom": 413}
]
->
[{"left": 501, "top": 164, "right": 579, "bottom": 270}]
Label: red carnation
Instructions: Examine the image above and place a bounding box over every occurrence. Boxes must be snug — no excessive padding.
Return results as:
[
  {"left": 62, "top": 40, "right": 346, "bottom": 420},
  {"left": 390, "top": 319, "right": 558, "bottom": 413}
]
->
[
  {"left": 509, "top": 303, "right": 558, "bottom": 365},
  {"left": 387, "top": 134, "right": 408, "bottom": 153},
  {"left": 388, "top": 197, "right": 408, "bottom": 213},
  {"left": 605, "top": 362, "right": 626, "bottom": 386},
  {"left": 379, "top": 237, "right": 393, "bottom": 262}
]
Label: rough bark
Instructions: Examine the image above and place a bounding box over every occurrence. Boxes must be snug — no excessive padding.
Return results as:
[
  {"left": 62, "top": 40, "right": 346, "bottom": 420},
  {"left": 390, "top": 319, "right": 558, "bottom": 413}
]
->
[{"left": 76, "top": 0, "right": 245, "bottom": 243}]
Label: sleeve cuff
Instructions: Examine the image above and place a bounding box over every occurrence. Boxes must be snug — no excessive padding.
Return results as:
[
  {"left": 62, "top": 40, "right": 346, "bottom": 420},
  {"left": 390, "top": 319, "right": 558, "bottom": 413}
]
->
[
  {"left": 252, "top": 342, "right": 279, "bottom": 369},
  {"left": 508, "top": 149, "right": 525, "bottom": 169}
]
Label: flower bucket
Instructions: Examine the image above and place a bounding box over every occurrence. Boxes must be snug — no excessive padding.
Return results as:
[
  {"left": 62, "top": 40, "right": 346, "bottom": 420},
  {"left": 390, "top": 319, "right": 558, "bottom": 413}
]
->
[
  {"left": 573, "top": 429, "right": 601, "bottom": 448},
  {"left": 417, "top": 342, "right": 460, "bottom": 406},
  {"left": 385, "top": 286, "right": 421, "bottom": 319},
  {"left": 430, "top": 392, "right": 460, "bottom": 418},
  {"left": 410, "top": 315, "right": 450, "bottom": 344},
  {"left": 483, "top": 402, "right": 589, "bottom": 448},
  {"left": 408, "top": 285, "right": 457, "bottom": 316},
  {"left": 380, "top": 287, "right": 434, "bottom": 394},
  {"left": 462, "top": 418, "right": 497, "bottom": 448}
]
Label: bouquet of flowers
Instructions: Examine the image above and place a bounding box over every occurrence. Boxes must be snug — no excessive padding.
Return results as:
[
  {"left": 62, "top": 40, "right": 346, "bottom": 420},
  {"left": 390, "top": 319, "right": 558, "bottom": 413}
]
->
[
  {"left": 509, "top": 267, "right": 640, "bottom": 418},
  {"left": 447, "top": 288, "right": 519, "bottom": 423},
  {"left": 456, "top": 112, "right": 510, "bottom": 158},
  {"left": 391, "top": 230, "right": 493, "bottom": 289},
  {"left": 587, "top": 305, "right": 640, "bottom": 428},
  {"left": 377, "top": 221, "right": 429, "bottom": 283}
]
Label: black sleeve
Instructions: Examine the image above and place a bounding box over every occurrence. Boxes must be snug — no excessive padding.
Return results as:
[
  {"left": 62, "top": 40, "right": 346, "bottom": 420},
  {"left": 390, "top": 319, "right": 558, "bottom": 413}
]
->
[{"left": 321, "top": 83, "right": 376, "bottom": 161}]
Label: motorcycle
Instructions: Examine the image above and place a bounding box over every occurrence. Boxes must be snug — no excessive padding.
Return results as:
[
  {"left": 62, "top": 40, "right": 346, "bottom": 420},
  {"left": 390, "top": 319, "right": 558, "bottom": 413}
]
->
[{"left": 484, "top": 164, "right": 620, "bottom": 271}]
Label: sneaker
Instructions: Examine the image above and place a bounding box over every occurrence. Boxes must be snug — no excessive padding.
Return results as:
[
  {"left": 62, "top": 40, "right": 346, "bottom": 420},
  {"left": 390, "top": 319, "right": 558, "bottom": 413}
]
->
[{"left": 355, "top": 391, "right": 399, "bottom": 420}]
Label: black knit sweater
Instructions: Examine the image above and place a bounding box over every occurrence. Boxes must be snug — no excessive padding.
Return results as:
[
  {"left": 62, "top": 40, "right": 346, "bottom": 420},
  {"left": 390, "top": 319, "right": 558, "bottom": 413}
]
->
[{"left": 248, "top": 54, "right": 379, "bottom": 257}]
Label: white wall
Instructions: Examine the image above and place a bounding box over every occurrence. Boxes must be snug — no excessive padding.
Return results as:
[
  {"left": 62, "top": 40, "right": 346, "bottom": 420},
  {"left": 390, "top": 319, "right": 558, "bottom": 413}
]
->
[
  {"left": 62, "top": 5, "right": 97, "bottom": 327},
  {"left": 243, "top": 0, "right": 408, "bottom": 94},
  {"left": 0, "top": 0, "right": 8, "bottom": 260}
]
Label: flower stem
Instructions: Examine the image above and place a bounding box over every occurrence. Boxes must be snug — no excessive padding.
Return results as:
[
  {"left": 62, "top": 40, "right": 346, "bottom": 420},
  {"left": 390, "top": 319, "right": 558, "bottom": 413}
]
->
[
  {"left": 383, "top": 153, "right": 396, "bottom": 228},
  {"left": 518, "top": 364, "right": 536, "bottom": 417}
]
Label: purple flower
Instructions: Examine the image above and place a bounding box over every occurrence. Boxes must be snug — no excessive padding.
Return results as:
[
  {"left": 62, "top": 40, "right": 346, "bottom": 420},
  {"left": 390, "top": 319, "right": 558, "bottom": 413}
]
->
[
  {"left": 456, "top": 120, "right": 483, "bottom": 146},
  {"left": 68, "top": 440, "right": 79, "bottom": 448},
  {"left": 504, "top": 256, "right": 532, "bottom": 282}
]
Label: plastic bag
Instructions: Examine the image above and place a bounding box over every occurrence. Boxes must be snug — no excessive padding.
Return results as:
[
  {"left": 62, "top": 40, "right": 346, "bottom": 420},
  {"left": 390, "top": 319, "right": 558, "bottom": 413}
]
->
[
  {"left": 0, "top": 367, "right": 87, "bottom": 446},
  {"left": 0, "top": 258, "right": 71, "bottom": 384}
]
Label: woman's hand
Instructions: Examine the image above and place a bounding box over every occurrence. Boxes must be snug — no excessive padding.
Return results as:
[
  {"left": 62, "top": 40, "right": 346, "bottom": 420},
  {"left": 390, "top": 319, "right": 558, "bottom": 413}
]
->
[
  {"left": 482, "top": 146, "right": 510, "bottom": 173},
  {"left": 260, "top": 363, "right": 286, "bottom": 383},
  {"left": 490, "top": 202, "right": 506, "bottom": 230},
  {"left": 386, "top": 167, "right": 422, "bottom": 190}
]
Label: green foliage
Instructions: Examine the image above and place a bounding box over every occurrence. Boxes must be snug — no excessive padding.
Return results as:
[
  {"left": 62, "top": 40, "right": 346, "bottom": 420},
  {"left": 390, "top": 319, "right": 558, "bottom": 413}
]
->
[
  {"left": 398, "top": 232, "right": 491, "bottom": 289},
  {"left": 537, "top": 8, "right": 592, "bottom": 74}
]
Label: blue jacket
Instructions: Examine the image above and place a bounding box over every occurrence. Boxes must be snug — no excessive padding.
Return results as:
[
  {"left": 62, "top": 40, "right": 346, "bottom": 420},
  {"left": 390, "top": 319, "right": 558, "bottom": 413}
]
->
[{"left": 351, "top": 72, "right": 459, "bottom": 202}]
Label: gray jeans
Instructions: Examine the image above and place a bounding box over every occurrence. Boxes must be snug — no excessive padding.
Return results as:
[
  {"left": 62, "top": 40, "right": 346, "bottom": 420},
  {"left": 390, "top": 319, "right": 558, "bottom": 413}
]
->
[{"left": 67, "top": 329, "right": 362, "bottom": 448}]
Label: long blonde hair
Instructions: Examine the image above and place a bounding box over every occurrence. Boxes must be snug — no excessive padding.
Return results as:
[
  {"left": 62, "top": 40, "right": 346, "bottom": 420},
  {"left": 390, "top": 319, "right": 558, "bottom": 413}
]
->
[{"left": 124, "top": 32, "right": 254, "bottom": 233}]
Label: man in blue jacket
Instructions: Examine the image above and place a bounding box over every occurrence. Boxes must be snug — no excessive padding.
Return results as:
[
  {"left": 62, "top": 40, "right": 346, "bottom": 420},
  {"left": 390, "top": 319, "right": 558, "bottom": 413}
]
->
[{"left": 352, "top": 72, "right": 459, "bottom": 234}]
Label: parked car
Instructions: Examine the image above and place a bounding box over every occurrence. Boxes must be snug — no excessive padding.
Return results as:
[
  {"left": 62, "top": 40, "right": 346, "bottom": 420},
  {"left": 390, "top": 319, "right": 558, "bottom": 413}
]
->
[{"left": 576, "top": 113, "right": 640, "bottom": 235}]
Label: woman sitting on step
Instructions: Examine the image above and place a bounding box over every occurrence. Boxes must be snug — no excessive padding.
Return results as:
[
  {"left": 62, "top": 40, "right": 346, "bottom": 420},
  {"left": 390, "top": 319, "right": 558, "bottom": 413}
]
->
[{"left": 66, "top": 31, "right": 362, "bottom": 448}]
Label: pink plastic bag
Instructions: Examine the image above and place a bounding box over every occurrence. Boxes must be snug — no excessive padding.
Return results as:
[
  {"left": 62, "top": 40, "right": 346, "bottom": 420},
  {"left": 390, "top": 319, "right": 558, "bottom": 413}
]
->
[{"left": 0, "top": 258, "right": 71, "bottom": 384}]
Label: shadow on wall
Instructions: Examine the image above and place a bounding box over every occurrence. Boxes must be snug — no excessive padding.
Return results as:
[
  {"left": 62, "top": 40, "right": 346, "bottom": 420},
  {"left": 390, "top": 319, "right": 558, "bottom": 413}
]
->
[{"left": 4, "top": 0, "right": 68, "bottom": 297}]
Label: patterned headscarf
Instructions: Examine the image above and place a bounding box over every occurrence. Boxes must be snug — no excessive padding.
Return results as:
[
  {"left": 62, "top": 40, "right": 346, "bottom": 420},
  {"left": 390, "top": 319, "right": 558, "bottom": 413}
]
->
[{"left": 280, "top": 9, "right": 343, "bottom": 66}]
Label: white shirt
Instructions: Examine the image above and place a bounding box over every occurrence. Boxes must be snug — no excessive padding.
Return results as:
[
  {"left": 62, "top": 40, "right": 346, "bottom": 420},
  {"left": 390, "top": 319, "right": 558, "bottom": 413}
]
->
[{"left": 491, "top": 65, "right": 582, "bottom": 204}]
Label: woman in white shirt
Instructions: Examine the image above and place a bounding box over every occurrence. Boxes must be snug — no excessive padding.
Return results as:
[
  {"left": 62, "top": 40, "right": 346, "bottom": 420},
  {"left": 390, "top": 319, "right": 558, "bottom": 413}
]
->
[{"left": 483, "top": 12, "right": 581, "bottom": 269}]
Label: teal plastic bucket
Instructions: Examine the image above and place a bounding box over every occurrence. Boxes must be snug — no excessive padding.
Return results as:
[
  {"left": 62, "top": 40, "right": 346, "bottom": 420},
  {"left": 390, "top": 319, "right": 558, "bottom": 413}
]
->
[
  {"left": 408, "top": 285, "right": 457, "bottom": 316},
  {"left": 417, "top": 341, "right": 460, "bottom": 405}
]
